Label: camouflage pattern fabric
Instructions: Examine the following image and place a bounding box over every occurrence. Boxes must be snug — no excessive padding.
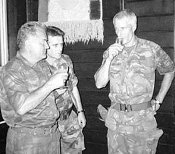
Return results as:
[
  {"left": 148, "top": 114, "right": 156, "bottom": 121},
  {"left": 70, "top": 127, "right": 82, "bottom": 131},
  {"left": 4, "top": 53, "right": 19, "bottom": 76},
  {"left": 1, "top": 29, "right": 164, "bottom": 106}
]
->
[
  {"left": 101, "top": 37, "right": 174, "bottom": 154},
  {"left": 0, "top": 53, "right": 61, "bottom": 154},
  {"left": 47, "top": 54, "right": 85, "bottom": 154}
]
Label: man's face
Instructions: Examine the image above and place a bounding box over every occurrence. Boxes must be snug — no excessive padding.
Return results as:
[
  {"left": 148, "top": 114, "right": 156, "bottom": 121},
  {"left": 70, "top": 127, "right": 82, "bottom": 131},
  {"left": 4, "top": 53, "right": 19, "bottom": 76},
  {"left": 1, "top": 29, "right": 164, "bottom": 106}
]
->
[
  {"left": 27, "top": 29, "right": 49, "bottom": 62},
  {"left": 47, "top": 35, "right": 64, "bottom": 59},
  {"left": 114, "top": 17, "right": 135, "bottom": 45}
]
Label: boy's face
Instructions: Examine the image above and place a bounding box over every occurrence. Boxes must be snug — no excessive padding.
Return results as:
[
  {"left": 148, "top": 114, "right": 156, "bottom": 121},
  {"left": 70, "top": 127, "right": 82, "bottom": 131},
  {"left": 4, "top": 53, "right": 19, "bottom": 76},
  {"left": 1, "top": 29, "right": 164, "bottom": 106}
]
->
[{"left": 47, "top": 35, "right": 64, "bottom": 59}]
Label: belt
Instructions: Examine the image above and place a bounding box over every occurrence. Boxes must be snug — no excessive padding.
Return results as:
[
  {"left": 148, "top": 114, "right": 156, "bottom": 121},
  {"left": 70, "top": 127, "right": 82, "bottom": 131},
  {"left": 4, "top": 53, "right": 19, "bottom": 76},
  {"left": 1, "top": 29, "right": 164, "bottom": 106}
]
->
[
  {"left": 111, "top": 101, "right": 152, "bottom": 112},
  {"left": 10, "top": 124, "right": 58, "bottom": 136}
]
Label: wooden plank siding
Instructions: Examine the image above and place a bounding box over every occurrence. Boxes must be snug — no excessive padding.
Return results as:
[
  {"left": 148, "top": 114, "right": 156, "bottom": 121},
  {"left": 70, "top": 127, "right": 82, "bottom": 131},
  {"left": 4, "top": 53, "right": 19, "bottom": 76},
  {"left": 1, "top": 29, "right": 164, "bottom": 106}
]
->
[{"left": 125, "top": 0, "right": 174, "bottom": 17}]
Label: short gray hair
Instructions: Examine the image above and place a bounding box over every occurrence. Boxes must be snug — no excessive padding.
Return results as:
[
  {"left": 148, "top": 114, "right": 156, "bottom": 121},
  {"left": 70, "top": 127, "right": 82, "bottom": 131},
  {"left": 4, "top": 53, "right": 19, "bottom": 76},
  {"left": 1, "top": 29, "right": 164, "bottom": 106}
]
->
[
  {"left": 17, "top": 21, "right": 46, "bottom": 50},
  {"left": 113, "top": 9, "right": 137, "bottom": 27}
]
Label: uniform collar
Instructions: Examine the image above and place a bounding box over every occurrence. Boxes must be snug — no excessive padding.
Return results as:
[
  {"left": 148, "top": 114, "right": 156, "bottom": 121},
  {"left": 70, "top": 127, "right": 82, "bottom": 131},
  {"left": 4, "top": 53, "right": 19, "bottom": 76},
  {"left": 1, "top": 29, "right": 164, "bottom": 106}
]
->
[{"left": 16, "top": 51, "right": 37, "bottom": 68}]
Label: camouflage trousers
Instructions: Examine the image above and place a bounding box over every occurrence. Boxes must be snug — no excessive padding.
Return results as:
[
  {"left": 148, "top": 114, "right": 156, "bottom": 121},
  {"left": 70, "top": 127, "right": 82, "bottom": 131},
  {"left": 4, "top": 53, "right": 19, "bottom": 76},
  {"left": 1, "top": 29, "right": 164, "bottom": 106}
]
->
[
  {"left": 6, "top": 126, "right": 60, "bottom": 154},
  {"left": 105, "top": 107, "right": 163, "bottom": 154},
  {"left": 58, "top": 110, "right": 85, "bottom": 154}
]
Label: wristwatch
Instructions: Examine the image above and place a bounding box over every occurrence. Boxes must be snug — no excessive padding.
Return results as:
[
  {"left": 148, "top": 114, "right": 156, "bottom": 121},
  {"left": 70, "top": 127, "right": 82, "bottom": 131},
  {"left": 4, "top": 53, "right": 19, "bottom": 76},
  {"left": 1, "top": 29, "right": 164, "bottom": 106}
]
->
[
  {"left": 153, "top": 99, "right": 162, "bottom": 106},
  {"left": 77, "top": 109, "right": 85, "bottom": 114}
]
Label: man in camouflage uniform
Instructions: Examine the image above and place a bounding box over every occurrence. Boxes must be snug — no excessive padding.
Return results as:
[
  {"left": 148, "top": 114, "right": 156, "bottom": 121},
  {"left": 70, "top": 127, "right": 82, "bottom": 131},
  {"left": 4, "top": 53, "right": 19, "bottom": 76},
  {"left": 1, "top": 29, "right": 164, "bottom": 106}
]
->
[
  {"left": 0, "top": 21, "right": 68, "bottom": 154},
  {"left": 95, "top": 9, "right": 174, "bottom": 154},
  {"left": 44, "top": 26, "right": 86, "bottom": 154}
]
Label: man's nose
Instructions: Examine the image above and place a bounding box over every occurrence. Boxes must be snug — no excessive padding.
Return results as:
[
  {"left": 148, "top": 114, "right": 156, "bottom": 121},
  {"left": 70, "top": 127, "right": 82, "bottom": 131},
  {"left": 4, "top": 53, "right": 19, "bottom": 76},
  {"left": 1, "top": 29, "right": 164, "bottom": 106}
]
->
[
  {"left": 116, "top": 30, "right": 121, "bottom": 37},
  {"left": 117, "top": 30, "right": 122, "bottom": 37},
  {"left": 45, "top": 42, "right": 49, "bottom": 49}
]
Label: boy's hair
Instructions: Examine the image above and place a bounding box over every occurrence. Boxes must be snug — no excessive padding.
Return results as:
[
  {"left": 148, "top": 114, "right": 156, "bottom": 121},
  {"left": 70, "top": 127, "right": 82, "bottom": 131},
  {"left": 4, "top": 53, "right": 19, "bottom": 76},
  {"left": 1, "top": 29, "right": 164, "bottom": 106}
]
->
[
  {"left": 113, "top": 9, "right": 137, "bottom": 27},
  {"left": 17, "top": 21, "right": 46, "bottom": 50},
  {"left": 46, "top": 26, "right": 65, "bottom": 37}
]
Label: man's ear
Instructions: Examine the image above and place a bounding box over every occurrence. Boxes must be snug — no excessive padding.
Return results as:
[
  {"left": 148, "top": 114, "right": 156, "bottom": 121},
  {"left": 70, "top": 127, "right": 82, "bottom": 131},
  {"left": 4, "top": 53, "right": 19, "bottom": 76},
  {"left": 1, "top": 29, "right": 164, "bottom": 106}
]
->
[
  {"left": 132, "top": 23, "right": 137, "bottom": 32},
  {"left": 24, "top": 38, "right": 29, "bottom": 46},
  {"left": 25, "top": 37, "right": 32, "bottom": 48}
]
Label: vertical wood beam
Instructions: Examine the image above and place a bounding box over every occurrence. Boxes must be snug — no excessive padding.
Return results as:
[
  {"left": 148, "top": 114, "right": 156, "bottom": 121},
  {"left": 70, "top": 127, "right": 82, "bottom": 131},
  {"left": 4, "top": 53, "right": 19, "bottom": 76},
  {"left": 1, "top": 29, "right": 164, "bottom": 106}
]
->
[
  {"left": 26, "top": 0, "right": 38, "bottom": 21},
  {"left": 173, "top": 0, "right": 175, "bottom": 118},
  {"left": 174, "top": 0, "right": 175, "bottom": 61},
  {"left": 120, "top": 0, "right": 125, "bottom": 10},
  {"left": 0, "top": 0, "right": 8, "bottom": 65}
]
